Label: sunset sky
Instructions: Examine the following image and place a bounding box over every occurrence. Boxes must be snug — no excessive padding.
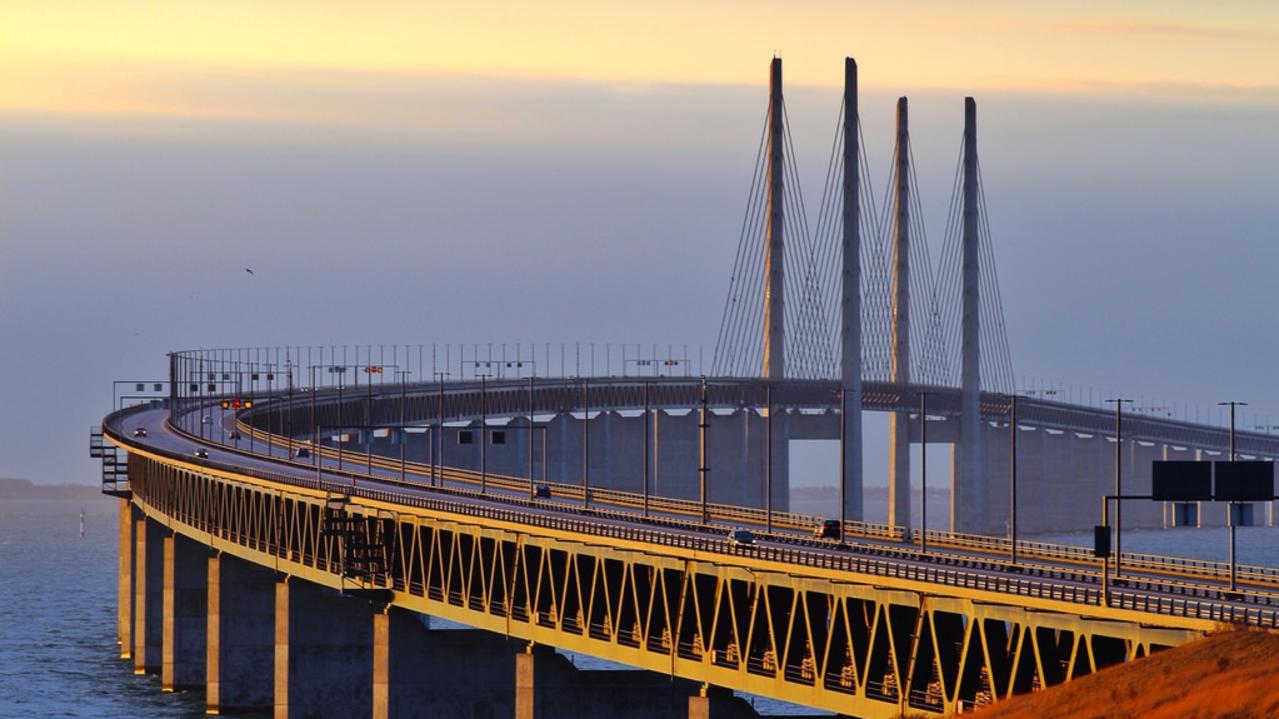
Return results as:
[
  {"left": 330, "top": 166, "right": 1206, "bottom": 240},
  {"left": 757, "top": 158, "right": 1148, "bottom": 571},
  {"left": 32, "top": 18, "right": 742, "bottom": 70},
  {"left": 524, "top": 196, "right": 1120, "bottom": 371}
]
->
[{"left": 3, "top": 1, "right": 1278, "bottom": 494}]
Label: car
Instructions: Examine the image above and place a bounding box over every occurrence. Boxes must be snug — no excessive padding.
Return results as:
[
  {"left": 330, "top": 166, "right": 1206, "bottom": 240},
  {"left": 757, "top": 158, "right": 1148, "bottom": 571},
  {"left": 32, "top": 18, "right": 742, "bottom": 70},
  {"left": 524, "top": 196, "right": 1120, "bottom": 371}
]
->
[
  {"left": 533, "top": 484, "right": 552, "bottom": 499},
  {"left": 193, "top": 448, "right": 209, "bottom": 459},
  {"left": 228, "top": 431, "right": 241, "bottom": 440},
  {"left": 294, "top": 447, "right": 311, "bottom": 459},
  {"left": 814, "top": 519, "right": 841, "bottom": 539},
  {"left": 132, "top": 427, "right": 148, "bottom": 438},
  {"left": 727, "top": 529, "right": 755, "bottom": 546}
]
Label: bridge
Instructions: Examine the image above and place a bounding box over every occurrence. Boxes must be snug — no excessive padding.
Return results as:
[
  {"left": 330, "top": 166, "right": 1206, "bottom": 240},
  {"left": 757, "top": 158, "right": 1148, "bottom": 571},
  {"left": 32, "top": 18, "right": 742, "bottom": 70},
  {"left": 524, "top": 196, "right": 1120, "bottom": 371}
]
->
[{"left": 96, "top": 57, "right": 1279, "bottom": 719}]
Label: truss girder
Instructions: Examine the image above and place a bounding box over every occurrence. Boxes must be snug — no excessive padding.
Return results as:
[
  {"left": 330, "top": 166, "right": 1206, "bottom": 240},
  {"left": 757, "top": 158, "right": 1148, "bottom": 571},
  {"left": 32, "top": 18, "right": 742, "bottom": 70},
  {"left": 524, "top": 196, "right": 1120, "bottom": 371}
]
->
[{"left": 124, "top": 453, "right": 1201, "bottom": 718}]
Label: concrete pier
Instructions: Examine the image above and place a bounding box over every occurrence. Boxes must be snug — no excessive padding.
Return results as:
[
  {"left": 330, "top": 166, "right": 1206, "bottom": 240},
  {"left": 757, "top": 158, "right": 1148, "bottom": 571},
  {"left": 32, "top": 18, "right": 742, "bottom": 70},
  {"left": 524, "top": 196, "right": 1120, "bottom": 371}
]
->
[
  {"left": 274, "top": 580, "right": 375, "bottom": 719},
  {"left": 161, "top": 533, "right": 208, "bottom": 691},
  {"left": 207, "top": 553, "right": 275, "bottom": 714},
  {"left": 134, "top": 517, "right": 165, "bottom": 674},
  {"left": 117, "top": 502, "right": 133, "bottom": 659}
]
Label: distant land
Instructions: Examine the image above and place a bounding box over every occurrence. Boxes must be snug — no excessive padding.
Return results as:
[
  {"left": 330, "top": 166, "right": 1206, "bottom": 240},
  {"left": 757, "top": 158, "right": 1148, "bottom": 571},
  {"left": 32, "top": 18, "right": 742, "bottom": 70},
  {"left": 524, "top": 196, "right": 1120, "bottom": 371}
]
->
[{"left": 0, "top": 478, "right": 106, "bottom": 500}]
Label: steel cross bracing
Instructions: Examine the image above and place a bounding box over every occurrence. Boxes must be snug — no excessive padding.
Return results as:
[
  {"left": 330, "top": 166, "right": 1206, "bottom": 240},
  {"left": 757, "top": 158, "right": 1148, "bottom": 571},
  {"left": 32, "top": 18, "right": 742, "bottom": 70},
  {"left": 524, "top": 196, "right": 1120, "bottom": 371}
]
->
[
  {"left": 102, "top": 383, "right": 1279, "bottom": 717},
  {"left": 116, "top": 424, "right": 1213, "bottom": 718}
]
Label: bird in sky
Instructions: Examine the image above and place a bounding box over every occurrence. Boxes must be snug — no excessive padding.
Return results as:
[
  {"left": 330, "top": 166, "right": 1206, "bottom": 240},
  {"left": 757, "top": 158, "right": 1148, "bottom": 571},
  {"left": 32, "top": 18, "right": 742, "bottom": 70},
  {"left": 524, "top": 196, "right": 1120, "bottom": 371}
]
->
[{"left": 245, "top": 267, "right": 255, "bottom": 275}]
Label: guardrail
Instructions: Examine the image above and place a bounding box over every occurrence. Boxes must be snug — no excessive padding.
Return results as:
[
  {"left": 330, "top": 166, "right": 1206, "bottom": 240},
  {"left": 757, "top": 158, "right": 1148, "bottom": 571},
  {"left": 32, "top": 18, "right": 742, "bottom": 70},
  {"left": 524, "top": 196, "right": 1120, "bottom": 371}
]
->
[
  {"left": 103, "top": 405, "right": 1279, "bottom": 629},
  {"left": 228, "top": 406, "right": 1279, "bottom": 592}
]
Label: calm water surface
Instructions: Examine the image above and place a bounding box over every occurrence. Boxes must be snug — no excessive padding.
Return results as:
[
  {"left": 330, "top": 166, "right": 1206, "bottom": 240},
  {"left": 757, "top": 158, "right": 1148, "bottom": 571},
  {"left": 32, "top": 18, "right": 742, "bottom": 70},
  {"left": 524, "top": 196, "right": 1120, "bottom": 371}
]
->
[
  {"left": 0, "top": 498, "right": 207, "bottom": 718},
  {"left": 4, "top": 496, "right": 1276, "bottom": 718}
]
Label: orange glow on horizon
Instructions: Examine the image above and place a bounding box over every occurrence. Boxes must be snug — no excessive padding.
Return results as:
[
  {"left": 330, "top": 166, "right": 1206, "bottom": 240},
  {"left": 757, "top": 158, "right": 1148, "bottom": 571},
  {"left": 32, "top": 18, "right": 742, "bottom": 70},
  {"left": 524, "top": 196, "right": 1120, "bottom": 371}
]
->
[{"left": 4, "top": 1, "right": 1277, "bottom": 119}]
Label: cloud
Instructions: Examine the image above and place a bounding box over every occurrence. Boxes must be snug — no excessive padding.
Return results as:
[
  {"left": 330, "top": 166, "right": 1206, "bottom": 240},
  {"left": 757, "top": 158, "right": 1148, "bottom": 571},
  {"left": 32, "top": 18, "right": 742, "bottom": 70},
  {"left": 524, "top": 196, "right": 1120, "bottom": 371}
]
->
[{"left": 1047, "top": 20, "right": 1279, "bottom": 44}]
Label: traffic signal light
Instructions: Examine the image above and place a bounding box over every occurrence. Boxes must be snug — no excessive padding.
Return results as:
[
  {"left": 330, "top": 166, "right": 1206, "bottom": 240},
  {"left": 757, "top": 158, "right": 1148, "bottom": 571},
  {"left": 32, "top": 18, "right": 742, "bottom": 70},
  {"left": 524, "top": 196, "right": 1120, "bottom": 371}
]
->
[{"left": 220, "top": 400, "right": 230, "bottom": 410}]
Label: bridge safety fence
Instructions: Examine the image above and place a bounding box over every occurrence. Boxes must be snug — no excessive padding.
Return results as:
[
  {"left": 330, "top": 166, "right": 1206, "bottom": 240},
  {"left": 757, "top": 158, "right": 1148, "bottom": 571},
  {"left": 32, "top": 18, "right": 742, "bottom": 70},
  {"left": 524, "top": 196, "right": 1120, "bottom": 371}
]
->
[{"left": 103, "top": 407, "right": 1279, "bottom": 630}]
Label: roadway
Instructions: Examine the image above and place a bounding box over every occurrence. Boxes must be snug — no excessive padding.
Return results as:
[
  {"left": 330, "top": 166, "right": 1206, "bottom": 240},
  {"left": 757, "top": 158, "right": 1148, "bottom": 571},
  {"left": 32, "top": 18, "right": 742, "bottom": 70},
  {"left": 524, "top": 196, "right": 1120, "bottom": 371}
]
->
[{"left": 110, "top": 403, "right": 1279, "bottom": 629}]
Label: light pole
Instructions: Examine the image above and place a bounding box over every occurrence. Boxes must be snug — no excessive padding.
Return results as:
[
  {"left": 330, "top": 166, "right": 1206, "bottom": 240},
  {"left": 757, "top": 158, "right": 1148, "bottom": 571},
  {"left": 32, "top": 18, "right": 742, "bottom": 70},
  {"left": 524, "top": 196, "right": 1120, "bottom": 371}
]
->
[
  {"left": 528, "top": 375, "right": 536, "bottom": 499},
  {"left": 433, "top": 371, "right": 449, "bottom": 487},
  {"left": 1104, "top": 397, "right": 1133, "bottom": 576},
  {"left": 581, "top": 378, "right": 590, "bottom": 510},
  {"left": 698, "top": 377, "right": 709, "bottom": 526},
  {"left": 478, "top": 373, "right": 492, "bottom": 494},
  {"left": 838, "top": 386, "right": 846, "bottom": 544},
  {"left": 765, "top": 382, "right": 773, "bottom": 534},
  {"left": 919, "top": 390, "right": 926, "bottom": 555},
  {"left": 395, "top": 369, "right": 412, "bottom": 483},
  {"left": 1009, "top": 393, "right": 1018, "bottom": 565},
  {"left": 1219, "top": 400, "right": 1247, "bottom": 592},
  {"left": 643, "top": 379, "right": 651, "bottom": 518}
]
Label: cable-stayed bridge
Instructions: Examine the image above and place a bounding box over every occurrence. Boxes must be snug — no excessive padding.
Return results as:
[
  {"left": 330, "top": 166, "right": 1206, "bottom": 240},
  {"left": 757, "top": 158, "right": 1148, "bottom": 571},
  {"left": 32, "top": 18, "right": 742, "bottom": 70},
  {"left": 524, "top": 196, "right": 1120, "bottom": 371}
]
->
[{"left": 94, "top": 58, "right": 1279, "bottom": 719}]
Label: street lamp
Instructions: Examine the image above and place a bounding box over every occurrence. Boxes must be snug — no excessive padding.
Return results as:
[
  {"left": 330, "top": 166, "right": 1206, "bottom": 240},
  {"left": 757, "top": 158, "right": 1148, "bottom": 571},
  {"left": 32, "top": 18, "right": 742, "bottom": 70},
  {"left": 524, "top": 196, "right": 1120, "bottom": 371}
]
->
[
  {"left": 1219, "top": 400, "right": 1248, "bottom": 592},
  {"left": 1104, "top": 398, "right": 1133, "bottom": 576},
  {"left": 581, "top": 378, "right": 590, "bottom": 510},
  {"left": 478, "top": 373, "right": 492, "bottom": 495},
  {"left": 698, "top": 377, "right": 709, "bottom": 526},
  {"left": 919, "top": 390, "right": 927, "bottom": 555},
  {"left": 432, "top": 371, "right": 449, "bottom": 487},
  {"left": 395, "top": 369, "right": 412, "bottom": 483}
]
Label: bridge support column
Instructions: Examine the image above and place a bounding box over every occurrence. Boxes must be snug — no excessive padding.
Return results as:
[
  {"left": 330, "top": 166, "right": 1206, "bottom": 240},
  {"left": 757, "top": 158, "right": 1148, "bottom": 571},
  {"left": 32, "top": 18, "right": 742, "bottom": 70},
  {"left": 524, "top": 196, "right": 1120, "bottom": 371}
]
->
[
  {"left": 372, "top": 609, "right": 441, "bottom": 718},
  {"left": 207, "top": 553, "right": 275, "bottom": 714},
  {"left": 273, "top": 579, "right": 375, "bottom": 719},
  {"left": 133, "top": 517, "right": 165, "bottom": 675},
  {"left": 687, "top": 685, "right": 761, "bottom": 719},
  {"left": 515, "top": 644, "right": 744, "bottom": 719},
  {"left": 162, "top": 533, "right": 208, "bottom": 691},
  {"left": 118, "top": 502, "right": 134, "bottom": 660}
]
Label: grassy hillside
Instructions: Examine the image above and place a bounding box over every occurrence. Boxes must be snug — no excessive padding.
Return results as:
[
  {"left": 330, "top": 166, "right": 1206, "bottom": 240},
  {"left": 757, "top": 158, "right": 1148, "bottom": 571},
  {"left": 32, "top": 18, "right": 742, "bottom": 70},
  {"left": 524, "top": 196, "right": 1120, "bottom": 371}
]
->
[{"left": 968, "top": 628, "right": 1279, "bottom": 719}]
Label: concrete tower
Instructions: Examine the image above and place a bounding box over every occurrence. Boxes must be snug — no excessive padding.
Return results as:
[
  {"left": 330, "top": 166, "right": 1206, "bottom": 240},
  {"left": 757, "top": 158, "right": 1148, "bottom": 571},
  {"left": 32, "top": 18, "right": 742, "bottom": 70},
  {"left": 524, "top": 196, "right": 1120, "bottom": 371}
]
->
[
  {"left": 954, "top": 97, "right": 984, "bottom": 533},
  {"left": 888, "top": 97, "right": 912, "bottom": 530},
  {"left": 841, "top": 57, "right": 864, "bottom": 522},
  {"left": 762, "top": 58, "right": 785, "bottom": 379}
]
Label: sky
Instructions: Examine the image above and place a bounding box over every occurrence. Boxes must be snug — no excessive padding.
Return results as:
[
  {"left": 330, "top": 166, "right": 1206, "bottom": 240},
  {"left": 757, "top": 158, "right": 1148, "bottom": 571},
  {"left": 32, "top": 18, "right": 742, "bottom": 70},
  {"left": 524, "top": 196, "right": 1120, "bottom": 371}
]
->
[{"left": 3, "top": 1, "right": 1279, "bottom": 493}]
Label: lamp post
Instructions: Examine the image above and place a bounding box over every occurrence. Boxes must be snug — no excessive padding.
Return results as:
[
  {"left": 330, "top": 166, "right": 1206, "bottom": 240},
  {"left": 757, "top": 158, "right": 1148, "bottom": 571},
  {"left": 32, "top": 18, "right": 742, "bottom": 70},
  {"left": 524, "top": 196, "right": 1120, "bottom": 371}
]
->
[
  {"left": 765, "top": 382, "right": 773, "bottom": 534},
  {"left": 1219, "top": 400, "right": 1247, "bottom": 592},
  {"left": 838, "top": 386, "right": 846, "bottom": 544},
  {"left": 698, "top": 377, "right": 709, "bottom": 526},
  {"left": 919, "top": 390, "right": 926, "bottom": 555},
  {"left": 581, "top": 378, "right": 590, "bottom": 510},
  {"left": 1104, "top": 397, "right": 1133, "bottom": 576},
  {"left": 528, "top": 375, "right": 536, "bottom": 499},
  {"left": 1009, "top": 393, "right": 1018, "bottom": 565},
  {"left": 478, "top": 373, "right": 492, "bottom": 494},
  {"left": 432, "top": 372, "right": 449, "bottom": 487},
  {"left": 395, "top": 369, "right": 412, "bottom": 483},
  {"left": 643, "top": 379, "right": 651, "bottom": 518}
]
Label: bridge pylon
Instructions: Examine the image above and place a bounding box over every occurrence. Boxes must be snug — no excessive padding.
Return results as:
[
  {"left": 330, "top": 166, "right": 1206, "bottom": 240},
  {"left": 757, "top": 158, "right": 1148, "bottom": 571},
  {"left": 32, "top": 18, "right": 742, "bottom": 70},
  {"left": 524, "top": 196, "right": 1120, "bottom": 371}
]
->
[
  {"left": 841, "top": 56, "right": 865, "bottom": 523},
  {"left": 762, "top": 57, "right": 785, "bottom": 380},
  {"left": 954, "top": 97, "right": 985, "bottom": 533},
  {"left": 888, "top": 97, "right": 912, "bottom": 531}
]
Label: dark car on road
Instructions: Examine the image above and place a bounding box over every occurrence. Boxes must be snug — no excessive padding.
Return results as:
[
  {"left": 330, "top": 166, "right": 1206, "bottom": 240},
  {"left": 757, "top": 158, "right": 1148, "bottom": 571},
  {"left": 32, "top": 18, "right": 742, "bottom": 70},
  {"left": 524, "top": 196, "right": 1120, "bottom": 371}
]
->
[
  {"left": 194, "top": 448, "right": 209, "bottom": 459},
  {"left": 814, "top": 519, "right": 841, "bottom": 539}
]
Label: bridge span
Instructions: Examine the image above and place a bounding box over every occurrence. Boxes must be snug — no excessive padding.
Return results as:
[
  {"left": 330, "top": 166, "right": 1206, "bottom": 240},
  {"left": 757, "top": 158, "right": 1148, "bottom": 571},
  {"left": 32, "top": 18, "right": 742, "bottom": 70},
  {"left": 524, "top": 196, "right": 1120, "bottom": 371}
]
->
[
  {"left": 97, "top": 365, "right": 1279, "bottom": 718},
  {"left": 94, "top": 55, "right": 1279, "bottom": 719}
]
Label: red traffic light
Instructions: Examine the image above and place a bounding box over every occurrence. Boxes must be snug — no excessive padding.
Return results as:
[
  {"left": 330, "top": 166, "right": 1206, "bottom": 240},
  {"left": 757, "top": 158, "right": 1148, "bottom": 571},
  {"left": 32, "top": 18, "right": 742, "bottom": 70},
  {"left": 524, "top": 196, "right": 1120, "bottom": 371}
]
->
[{"left": 363, "top": 365, "right": 384, "bottom": 374}]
